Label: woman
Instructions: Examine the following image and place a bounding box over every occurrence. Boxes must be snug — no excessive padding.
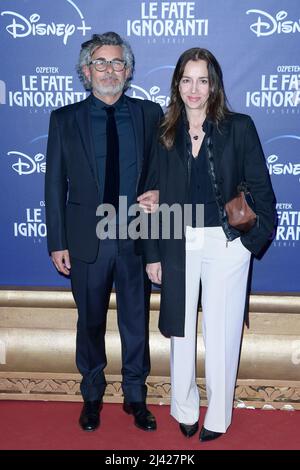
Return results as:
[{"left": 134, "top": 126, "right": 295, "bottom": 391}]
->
[{"left": 142, "top": 48, "right": 276, "bottom": 441}]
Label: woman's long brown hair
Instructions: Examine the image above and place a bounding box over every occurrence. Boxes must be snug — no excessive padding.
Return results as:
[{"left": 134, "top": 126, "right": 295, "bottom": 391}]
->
[{"left": 161, "top": 48, "right": 230, "bottom": 149}]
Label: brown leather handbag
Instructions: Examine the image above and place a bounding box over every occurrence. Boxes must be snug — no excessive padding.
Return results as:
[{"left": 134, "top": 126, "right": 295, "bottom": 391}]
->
[{"left": 225, "top": 183, "right": 257, "bottom": 232}]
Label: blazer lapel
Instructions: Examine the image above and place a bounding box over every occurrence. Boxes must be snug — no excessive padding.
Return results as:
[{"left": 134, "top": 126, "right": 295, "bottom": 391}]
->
[
  {"left": 126, "top": 96, "right": 144, "bottom": 178},
  {"left": 174, "top": 118, "right": 188, "bottom": 166},
  {"left": 75, "top": 95, "right": 100, "bottom": 192},
  {"left": 211, "top": 118, "right": 230, "bottom": 165}
]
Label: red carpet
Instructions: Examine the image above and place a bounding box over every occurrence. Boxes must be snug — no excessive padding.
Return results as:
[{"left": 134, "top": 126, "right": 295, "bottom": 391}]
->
[{"left": 0, "top": 401, "right": 299, "bottom": 450}]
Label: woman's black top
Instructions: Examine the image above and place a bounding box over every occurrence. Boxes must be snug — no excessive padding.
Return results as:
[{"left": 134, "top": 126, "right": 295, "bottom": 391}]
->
[{"left": 189, "top": 138, "right": 220, "bottom": 228}]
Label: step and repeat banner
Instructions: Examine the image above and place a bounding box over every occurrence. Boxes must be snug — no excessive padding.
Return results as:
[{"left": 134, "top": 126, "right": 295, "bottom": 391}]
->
[{"left": 0, "top": 0, "right": 299, "bottom": 291}]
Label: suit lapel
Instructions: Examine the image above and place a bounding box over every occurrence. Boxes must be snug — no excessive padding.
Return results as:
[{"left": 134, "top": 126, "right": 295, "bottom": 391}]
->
[
  {"left": 75, "top": 95, "right": 100, "bottom": 192},
  {"left": 126, "top": 96, "right": 144, "bottom": 177},
  {"left": 174, "top": 118, "right": 188, "bottom": 165},
  {"left": 211, "top": 119, "right": 230, "bottom": 165}
]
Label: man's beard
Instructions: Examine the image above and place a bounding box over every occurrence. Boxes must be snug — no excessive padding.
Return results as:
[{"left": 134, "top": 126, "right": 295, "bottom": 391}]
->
[{"left": 92, "top": 74, "right": 126, "bottom": 97}]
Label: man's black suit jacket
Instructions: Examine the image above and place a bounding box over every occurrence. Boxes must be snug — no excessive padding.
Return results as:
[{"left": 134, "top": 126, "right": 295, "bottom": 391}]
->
[{"left": 45, "top": 94, "right": 163, "bottom": 262}]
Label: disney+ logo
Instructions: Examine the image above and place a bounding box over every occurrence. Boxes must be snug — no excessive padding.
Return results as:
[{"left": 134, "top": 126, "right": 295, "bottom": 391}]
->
[
  {"left": 247, "top": 10, "right": 300, "bottom": 37},
  {"left": 1, "top": 0, "right": 91, "bottom": 45},
  {"left": 7, "top": 150, "right": 46, "bottom": 175}
]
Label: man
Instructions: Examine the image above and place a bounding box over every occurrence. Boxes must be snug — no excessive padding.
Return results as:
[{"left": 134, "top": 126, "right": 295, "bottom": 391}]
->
[{"left": 45, "top": 32, "right": 162, "bottom": 432}]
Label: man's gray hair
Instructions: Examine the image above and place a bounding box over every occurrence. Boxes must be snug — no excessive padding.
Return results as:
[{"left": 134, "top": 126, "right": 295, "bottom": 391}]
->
[{"left": 77, "top": 31, "right": 135, "bottom": 91}]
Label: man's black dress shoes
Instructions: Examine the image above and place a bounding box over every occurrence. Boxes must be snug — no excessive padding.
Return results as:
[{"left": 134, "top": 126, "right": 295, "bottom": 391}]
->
[
  {"left": 79, "top": 400, "right": 102, "bottom": 432},
  {"left": 199, "top": 426, "right": 223, "bottom": 442},
  {"left": 123, "top": 402, "right": 157, "bottom": 431},
  {"left": 179, "top": 421, "right": 199, "bottom": 438}
]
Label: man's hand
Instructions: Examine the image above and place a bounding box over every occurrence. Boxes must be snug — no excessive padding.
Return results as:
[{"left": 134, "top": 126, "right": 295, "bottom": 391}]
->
[
  {"left": 146, "top": 262, "right": 162, "bottom": 285},
  {"left": 51, "top": 250, "right": 71, "bottom": 276},
  {"left": 137, "top": 190, "right": 159, "bottom": 213}
]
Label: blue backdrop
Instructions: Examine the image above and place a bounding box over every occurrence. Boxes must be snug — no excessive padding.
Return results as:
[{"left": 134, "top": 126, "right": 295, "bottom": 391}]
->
[{"left": 0, "top": 0, "right": 299, "bottom": 291}]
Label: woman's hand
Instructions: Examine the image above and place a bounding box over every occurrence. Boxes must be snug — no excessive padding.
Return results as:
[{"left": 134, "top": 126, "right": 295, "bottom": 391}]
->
[
  {"left": 137, "top": 190, "right": 159, "bottom": 213},
  {"left": 146, "top": 262, "right": 162, "bottom": 285}
]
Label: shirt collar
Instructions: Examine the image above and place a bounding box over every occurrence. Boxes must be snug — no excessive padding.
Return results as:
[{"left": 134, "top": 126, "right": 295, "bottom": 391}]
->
[{"left": 91, "top": 92, "right": 124, "bottom": 111}]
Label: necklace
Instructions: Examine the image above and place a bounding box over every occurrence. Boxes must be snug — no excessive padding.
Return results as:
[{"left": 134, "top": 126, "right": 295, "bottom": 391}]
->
[{"left": 190, "top": 122, "right": 204, "bottom": 141}]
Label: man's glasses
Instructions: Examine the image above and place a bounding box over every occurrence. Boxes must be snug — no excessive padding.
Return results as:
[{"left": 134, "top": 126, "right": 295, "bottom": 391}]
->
[{"left": 89, "top": 59, "right": 126, "bottom": 72}]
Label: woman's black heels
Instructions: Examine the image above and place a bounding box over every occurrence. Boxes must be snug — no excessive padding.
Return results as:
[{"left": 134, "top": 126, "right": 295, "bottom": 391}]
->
[
  {"left": 179, "top": 421, "right": 199, "bottom": 438},
  {"left": 199, "top": 426, "right": 223, "bottom": 442}
]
